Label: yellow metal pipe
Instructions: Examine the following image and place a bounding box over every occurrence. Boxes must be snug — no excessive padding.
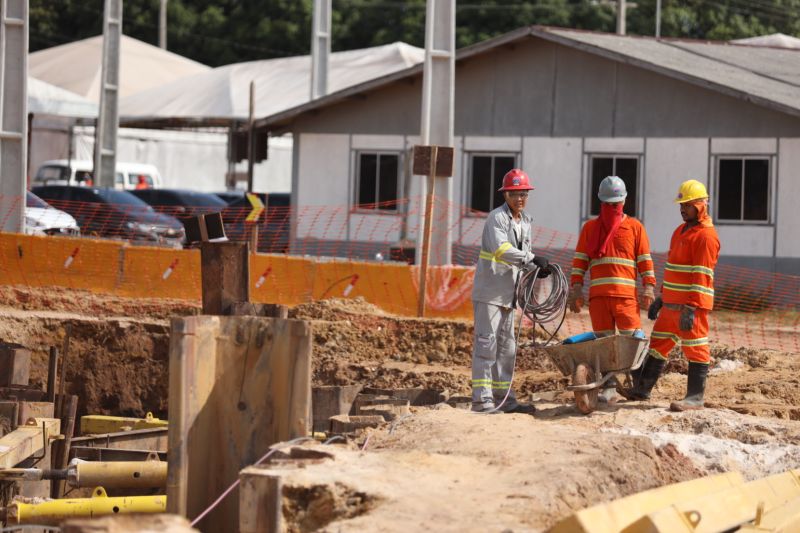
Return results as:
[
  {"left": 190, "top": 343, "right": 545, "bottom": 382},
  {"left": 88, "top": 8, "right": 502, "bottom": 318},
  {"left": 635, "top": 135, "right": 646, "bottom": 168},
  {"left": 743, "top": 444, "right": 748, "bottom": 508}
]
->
[
  {"left": 7, "top": 487, "right": 166, "bottom": 525},
  {"left": 70, "top": 461, "right": 167, "bottom": 489}
]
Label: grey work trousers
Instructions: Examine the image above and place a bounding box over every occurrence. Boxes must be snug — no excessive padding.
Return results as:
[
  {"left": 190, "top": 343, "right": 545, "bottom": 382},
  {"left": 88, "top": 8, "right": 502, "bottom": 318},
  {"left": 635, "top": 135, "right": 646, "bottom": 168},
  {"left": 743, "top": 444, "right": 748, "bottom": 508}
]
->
[{"left": 471, "top": 301, "right": 520, "bottom": 410}]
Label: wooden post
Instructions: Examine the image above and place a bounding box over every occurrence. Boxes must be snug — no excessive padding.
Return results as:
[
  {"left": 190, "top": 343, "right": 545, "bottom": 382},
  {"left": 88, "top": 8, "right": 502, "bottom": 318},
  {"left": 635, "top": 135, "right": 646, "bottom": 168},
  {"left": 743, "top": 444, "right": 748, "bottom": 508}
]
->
[
  {"left": 47, "top": 346, "right": 58, "bottom": 403},
  {"left": 167, "top": 316, "right": 311, "bottom": 530},
  {"left": 200, "top": 242, "right": 250, "bottom": 315},
  {"left": 247, "top": 81, "right": 255, "bottom": 193},
  {"left": 51, "top": 394, "right": 78, "bottom": 498},
  {"left": 417, "top": 146, "right": 438, "bottom": 317},
  {"left": 56, "top": 324, "right": 72, "bottom": 417},
  {"left": 239, "top": 470, "right": 282, "bottom": 533}
]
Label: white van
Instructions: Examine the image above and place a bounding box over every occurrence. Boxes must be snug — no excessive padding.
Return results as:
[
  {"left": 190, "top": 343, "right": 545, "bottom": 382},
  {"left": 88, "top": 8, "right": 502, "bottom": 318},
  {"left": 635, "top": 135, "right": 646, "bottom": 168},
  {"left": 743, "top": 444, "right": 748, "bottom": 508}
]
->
[{"left": 33, "top": 160, "right": 163, "bottom": 190}]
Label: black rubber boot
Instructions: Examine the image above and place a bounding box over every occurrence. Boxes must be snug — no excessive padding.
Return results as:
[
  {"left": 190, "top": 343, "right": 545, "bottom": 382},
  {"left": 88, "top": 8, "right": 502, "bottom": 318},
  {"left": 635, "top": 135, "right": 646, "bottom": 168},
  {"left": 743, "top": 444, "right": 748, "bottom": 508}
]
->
[
  {"left": 670, "top": 362, "right": 708, "bottom": 412},
  {"left": 617, "top": 356, "right": 667, "bottom": 401}
]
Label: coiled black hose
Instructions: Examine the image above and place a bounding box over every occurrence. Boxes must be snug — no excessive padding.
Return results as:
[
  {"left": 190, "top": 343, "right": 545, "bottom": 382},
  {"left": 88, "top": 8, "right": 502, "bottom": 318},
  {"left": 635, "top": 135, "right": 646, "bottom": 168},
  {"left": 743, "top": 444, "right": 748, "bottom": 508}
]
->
[{"left": 515, "top": 263, "right": 570, "bottom": 346}]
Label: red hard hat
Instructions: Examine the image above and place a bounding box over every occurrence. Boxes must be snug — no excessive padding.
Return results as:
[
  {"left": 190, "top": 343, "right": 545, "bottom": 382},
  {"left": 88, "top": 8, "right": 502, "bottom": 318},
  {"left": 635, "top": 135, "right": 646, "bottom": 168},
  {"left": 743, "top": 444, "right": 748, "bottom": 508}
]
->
[{"left": 498, "top": 169, "right": 534, "bottom": 192}]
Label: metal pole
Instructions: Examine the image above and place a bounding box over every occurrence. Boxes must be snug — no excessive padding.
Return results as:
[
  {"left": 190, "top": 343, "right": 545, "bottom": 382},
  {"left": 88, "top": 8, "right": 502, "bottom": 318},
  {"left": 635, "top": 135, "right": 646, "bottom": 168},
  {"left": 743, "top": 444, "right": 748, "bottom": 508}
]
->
[
  {"left": 0, "top": 0, "right": 28, "bottom": 233},
  {"left": 247, "top": 81, "right": 255, "bottom": 193},
  {"left": 655, "top": 0, "right": 662, "bottom": 38},
  {"left": 617, "top": 0, "right": 627, "bottom": 35},
  {"left": 310, "top": 0, "right": 331, "bottom": 99},
  {"left": 159, "top": 0, "right": 167, "bottom": 49},
  {"left": 93, "top": 0, "right": 122, "bottom": 188},
  {"left": 417, "top": 146, "right": 438, "bottom": 317}
]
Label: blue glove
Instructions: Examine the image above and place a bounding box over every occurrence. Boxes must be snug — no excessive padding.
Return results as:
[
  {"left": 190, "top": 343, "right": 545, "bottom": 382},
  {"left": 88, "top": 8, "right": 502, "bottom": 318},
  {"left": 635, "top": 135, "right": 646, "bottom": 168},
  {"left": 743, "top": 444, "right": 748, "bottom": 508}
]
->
[{"left": 679, "top": 306, "right": 695, "bottom": 331}]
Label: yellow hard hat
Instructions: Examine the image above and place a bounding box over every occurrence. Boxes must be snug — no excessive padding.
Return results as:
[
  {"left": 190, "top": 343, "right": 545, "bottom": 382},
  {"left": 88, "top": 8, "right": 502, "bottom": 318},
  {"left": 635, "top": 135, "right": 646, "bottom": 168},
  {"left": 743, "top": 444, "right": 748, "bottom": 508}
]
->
[{"left": 674, "top": 179, "right": 709, "bottom": 203}]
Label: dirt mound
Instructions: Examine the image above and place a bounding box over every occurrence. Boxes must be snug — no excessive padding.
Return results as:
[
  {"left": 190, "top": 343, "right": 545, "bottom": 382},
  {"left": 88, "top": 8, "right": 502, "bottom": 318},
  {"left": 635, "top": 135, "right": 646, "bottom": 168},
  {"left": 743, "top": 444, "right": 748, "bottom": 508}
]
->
[
  {"left": 291, "top": 297, "right": 387, "bottom": 321},
  {"left": 0, "top": 285, "right": 199, "bottom": 319}
]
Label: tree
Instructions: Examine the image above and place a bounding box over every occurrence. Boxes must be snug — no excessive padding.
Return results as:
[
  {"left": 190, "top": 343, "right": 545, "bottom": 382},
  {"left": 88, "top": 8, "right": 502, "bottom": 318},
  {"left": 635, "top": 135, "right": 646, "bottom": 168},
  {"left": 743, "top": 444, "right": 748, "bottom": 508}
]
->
[{"left": 29, "top": 0, "right": 800, "bottom": 68}]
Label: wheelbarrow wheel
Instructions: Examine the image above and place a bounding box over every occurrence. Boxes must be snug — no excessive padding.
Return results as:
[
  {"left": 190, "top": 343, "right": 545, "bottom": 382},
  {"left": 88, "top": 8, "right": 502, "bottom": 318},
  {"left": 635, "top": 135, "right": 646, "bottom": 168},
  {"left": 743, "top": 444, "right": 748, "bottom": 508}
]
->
[{"left": 573, "top": 363, "right": 598, "bottom": 414}]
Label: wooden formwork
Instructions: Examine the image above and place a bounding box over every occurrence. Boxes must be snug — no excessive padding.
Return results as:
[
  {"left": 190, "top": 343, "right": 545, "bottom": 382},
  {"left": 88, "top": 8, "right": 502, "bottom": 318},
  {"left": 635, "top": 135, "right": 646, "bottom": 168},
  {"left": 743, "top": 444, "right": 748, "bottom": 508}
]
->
[{"left": 167, "top": 315, "right": 311, "bottom": 532}]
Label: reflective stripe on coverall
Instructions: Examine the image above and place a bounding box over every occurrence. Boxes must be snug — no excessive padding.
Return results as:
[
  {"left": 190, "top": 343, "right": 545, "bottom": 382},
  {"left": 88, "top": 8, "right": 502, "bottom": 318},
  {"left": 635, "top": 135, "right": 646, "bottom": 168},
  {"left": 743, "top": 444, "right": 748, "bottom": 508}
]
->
[
  {"left": 649, "top": 222, "right": 720, "bottom": 364},
  {"left": 571, "top": 216, "right": 656, "bottom": 336},
  {"left": 471, "top": 203, "right": 535, "bottom": 409}
]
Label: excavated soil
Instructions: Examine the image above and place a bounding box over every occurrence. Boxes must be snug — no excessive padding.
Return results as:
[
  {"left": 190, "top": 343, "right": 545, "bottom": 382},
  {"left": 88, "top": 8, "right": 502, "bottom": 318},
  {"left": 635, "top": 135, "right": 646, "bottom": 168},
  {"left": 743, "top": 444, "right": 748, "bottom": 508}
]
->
[{"left": 0, "top": 286, "right": 798, "bottom": 529}]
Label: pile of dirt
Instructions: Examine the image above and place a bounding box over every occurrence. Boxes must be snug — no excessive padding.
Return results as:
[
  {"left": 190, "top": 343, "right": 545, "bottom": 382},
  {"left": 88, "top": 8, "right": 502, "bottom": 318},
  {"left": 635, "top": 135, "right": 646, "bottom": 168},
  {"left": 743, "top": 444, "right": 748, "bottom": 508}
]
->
[
  {"left": 291, "top": 297, "right": 387, "bottom": 321},
  {"left": 0, "top": 285, "right": 199, "bottom": 319}
]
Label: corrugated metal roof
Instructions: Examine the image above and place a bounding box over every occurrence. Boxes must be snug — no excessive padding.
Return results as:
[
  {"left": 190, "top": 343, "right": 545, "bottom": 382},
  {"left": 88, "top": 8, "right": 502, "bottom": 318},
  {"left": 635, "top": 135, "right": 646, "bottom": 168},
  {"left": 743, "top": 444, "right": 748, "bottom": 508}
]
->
[
  {"left": 255, "top": 26, "right": 800, "bottom": 128},
  {"left": 541, "top": 28, "right": 800, "bottom": 117}
]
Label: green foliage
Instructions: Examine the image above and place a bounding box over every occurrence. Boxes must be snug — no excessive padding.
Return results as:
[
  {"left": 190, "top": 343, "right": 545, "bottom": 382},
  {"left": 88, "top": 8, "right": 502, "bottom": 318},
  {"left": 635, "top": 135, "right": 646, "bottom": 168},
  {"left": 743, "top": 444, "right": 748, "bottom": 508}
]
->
[{"left": 29, "top": 0, "right": 800, "bottom": 67}]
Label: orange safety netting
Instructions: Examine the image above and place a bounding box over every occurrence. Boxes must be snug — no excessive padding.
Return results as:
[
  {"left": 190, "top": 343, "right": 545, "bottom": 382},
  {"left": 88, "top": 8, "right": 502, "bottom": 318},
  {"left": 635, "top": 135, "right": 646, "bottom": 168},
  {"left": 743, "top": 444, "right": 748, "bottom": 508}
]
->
[{"left": 6, "top": 194, "right": 799, "bottom": 353}]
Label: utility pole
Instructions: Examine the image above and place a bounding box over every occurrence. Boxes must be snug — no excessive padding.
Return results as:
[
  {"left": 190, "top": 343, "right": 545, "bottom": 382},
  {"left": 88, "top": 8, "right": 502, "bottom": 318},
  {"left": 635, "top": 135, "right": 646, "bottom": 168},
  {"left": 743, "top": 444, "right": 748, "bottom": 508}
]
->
[
  {"left": 617, "top": 0, "right": 627, "bottom": 35},
  {"left": 93, "top": 0, "right": 122, "bottom": 188},
  {"left": 310, "top": 0, "right": 331, "bottom": 99},
  {"left": 655, "top": 0, "right": 662, "bottom": 38},
  {"left": 0, "top": 0, "right": 28, "bottom": 234},
  {"left": 159, "top": 0, "right": 167, "bottom": 49}
]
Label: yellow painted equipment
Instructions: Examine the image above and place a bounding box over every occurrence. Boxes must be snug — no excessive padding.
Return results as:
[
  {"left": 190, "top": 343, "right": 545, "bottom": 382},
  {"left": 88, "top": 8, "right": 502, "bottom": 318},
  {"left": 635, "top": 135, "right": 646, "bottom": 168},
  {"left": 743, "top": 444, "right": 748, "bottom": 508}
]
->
[
  {"left": 80, "top": 411, "right": 167, "bottom": 435},
  {"left": 7, "top": 487, "right": 166, "bottom": 525},
  {"left": 627, "top": 469, "right": 800, "bottom": 532},
  {"left": 739, "top": 496, "right": 800, "bottom": 532},
  {"left": 549, "top": 472, "right": 745, "bottom": 533},
  {"left": 69, "top": 460, "right": 167, "bottom": 489}
]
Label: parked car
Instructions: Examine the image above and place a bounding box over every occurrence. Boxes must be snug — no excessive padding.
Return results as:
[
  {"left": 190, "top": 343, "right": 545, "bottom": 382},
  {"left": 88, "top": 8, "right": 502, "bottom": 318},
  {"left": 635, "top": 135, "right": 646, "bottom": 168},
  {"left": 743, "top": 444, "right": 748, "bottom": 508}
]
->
[
  {"left": 31, "top": 185, "right": 184, "bottom": 247},
  {"left": 32, "top": 160, "right": 163, "bottom": 190},
  {"left": 25, "top": 191, "right": 80, "bottom": 237},
  {"left": 218, "top": 192, "right": 291, "bottom": 253},
  {"left": 130, "top": 189, "right": 228, "bottom": 223}
]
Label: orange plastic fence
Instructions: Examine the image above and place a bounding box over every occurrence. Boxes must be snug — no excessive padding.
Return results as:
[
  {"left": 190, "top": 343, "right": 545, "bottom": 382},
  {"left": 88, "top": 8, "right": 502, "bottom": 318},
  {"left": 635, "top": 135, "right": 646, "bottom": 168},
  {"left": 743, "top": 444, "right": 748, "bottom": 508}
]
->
[{"left": 6, "top": 192, "right": 800, "bottom": 354}]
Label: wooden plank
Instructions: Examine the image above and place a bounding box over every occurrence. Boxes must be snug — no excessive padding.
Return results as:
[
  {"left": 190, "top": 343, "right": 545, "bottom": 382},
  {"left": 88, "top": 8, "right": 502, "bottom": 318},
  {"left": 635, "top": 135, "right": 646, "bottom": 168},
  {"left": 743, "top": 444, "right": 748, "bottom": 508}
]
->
[
  {"left": 239, "top": 467, "right": 282, "bottom": 533},
  {"left": 0, "top": 401, "right": 19, "bottom": 434},
  {"left": 167, "top": 315, "right": 312, "bottom": 532},
  {"left": 200, "top": 242, "right": 249, "bottom": 315},
  {"left": 17, "top": 401, "right": 54, "bottom": 425},
  {"left": 0, "top": 342, "right": 31, "bottom": 386},
  {"left": 311, "top": 385, "right": 362, "bottom": 433},
  {"left": 0, "top": 418, "right": 60, "bottom": 469}
]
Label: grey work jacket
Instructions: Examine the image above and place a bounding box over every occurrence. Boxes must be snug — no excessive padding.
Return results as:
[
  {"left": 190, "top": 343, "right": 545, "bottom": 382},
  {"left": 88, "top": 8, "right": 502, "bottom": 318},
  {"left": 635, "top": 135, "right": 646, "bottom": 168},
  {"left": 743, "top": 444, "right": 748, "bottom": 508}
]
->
[{"left": 471, "top": 203, "right": 535, "bottom": 308}]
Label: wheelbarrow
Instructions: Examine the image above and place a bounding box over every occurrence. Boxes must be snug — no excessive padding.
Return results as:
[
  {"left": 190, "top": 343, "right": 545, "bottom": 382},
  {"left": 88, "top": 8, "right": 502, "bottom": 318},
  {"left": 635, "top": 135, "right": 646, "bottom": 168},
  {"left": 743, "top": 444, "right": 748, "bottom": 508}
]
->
[{"left": 539, "top": 335, "right": 649, "bottom": 414}]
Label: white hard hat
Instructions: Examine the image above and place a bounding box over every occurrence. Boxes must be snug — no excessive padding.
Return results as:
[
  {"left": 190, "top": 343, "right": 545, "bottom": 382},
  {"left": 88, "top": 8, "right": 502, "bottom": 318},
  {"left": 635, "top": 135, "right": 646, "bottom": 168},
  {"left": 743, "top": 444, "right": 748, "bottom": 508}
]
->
[{"left": 598, "top": 176, "right": 627, "bottom": 203}]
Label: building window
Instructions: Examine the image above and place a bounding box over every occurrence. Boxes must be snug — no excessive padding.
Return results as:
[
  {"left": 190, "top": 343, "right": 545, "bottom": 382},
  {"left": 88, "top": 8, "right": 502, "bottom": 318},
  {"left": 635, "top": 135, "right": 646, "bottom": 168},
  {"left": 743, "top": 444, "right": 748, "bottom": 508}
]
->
[
  {"left": 468, "top": 153, "right": 518, "bottom": 213},
  {"left": 356, "top": 152, "right": 400, "bottom": 211},
  {"left": 588, "top": 155, "right": 639, "bottom": 217},
  {"left": 716, "top": 157, "right": 770, "bottom": 222}
]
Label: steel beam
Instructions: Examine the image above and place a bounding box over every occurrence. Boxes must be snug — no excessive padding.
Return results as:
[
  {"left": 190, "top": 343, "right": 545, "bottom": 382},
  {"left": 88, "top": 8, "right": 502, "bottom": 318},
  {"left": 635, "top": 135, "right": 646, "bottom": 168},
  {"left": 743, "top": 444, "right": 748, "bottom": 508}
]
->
[
  {"left": 93, "top": 0, "right": 122, "bottom": 188},
  {"left": 0, "top": 0, "right": 28, "bottom": 233}
]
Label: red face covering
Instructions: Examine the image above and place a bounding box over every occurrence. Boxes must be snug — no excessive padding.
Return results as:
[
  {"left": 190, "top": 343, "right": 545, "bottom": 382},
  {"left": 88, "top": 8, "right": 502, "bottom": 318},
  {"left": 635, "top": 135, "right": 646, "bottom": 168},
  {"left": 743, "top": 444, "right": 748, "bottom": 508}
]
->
[
  {"left": 587, "top": 203, "right": 625, "bottom": 259},
  {"left": 688, "top": 199, "right": 714, "bottom": 227}
]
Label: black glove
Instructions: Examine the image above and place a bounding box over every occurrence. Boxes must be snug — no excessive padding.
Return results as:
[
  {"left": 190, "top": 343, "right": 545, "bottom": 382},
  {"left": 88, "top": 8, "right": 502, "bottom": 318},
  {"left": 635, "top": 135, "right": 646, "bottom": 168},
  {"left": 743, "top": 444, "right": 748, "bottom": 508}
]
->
[
  {"left": 679, "top": 305, "right": 696, "bottom": 331},
  {"left": 532, "top": 255, "right": 549, "bottom": 269},
  {"left": 647, "top": 296, "right": 663, "bottom": 320}
]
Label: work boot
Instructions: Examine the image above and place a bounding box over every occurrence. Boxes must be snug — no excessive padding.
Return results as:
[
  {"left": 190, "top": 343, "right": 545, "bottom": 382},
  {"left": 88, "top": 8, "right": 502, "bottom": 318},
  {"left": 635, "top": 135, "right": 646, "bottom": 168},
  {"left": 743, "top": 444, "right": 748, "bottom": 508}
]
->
[
  {"left": 471, "top": 402, "right": 502, "bottom": 414},
  {"left": 617, "top": 356, "right": 667, "bottom": 401},
  {"left": 598, "top": 375, "right": 619, "bottom": 404},
  {"left": 670, "top": 362, "right": 708, "bottom": 412},
  {"left": 503, "top": 403, "right": 536, "bottom": 415}
]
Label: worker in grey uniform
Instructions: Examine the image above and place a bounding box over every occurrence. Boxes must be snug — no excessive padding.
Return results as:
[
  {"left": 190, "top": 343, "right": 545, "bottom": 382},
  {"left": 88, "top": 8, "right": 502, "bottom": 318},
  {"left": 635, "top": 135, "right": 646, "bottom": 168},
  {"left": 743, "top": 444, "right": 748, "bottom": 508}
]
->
[{"left": 472, "top": 168, "right": 549, "bottom": 414}]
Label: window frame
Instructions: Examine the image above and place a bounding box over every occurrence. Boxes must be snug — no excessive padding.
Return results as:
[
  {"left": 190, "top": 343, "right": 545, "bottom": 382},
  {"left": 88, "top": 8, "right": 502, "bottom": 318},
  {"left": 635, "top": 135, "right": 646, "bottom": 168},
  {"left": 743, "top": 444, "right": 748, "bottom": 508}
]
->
[
  {"left": 713, "top": 154, "right": 774, "bottom": 226},
  {"left": 583, "top": 153, "right": 643, "bottom": 221},
  {"left": 352, "top": 150, "right": 403, "bottom": 214},
  {"left": 464, "top": 151, "right": 520, "bottom": 217}
]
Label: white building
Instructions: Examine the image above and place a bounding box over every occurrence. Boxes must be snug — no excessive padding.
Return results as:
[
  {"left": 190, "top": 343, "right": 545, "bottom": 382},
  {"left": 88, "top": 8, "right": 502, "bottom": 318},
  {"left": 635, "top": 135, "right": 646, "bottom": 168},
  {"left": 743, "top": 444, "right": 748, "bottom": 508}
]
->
[{"left": 254, "top": 26, "right": 800, "bottom": 275}]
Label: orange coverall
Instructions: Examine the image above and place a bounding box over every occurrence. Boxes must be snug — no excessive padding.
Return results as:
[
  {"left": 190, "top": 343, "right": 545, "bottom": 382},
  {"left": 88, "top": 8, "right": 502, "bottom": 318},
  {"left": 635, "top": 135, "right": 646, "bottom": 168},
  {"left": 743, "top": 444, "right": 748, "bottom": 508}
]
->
[
  {"left": 571, "top": 216, "right": 656, "bottom": 336},
  {"left": 649, "top": 223, "right": 720, "bottom": 363}
]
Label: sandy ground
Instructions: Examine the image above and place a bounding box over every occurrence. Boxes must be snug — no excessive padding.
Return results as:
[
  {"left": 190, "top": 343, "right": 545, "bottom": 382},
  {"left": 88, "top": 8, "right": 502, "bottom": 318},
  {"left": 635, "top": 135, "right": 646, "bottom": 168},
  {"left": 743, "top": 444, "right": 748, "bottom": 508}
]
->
[{"left": 0, "top": 285, "right": 798, "bottom": 531}]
